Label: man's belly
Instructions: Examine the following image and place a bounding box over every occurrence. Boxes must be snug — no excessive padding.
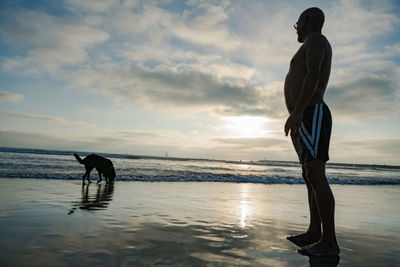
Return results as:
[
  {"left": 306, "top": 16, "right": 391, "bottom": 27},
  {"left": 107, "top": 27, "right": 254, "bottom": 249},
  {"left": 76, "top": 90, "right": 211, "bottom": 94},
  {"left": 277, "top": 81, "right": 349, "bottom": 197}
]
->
[
  {"left": 284, "top": 84, "right": 301, "bottom": 113},
  {"left": 285, "top": 83, "right": 325, "bottom": 113},
  {"left": 284, "top": 71, "right": 304, "bottom": 112}
]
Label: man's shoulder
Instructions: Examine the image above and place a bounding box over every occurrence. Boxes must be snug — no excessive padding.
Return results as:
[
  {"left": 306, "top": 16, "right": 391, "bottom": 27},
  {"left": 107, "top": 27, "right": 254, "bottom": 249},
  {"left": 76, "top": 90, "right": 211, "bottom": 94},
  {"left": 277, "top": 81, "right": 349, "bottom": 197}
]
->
[
  {"left": 305, "top": 32, "right": 328, "bottom": 43},
  {"left": 304, "top": 33, "right": 330, "bottom": 49}
]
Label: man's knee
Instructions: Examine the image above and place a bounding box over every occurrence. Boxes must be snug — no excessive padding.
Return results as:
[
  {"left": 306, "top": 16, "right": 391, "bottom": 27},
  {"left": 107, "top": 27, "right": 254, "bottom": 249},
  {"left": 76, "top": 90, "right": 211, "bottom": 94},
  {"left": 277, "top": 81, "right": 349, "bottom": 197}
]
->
[
  {"left": 302, "top": 165, "right": 313, "bottom": 189},
  {"left": 304, "top": 159, "right": 325, "bottom": 171},
  {"left": 304, "top": 160, "right": 326, "bottom": 187}
]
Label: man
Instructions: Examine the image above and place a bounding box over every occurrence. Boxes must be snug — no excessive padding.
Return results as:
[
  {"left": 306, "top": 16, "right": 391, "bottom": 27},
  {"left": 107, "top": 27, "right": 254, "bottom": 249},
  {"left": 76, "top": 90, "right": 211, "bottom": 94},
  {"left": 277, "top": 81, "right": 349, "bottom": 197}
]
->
[{"left": 284, "top": 7, "right": 340, "bottom": 256}]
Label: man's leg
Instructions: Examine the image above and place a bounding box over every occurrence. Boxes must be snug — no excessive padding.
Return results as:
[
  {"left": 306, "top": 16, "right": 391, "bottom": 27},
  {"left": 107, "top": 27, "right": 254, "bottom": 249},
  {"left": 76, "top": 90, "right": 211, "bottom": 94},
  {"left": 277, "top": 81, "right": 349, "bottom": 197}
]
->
[
  {"left": 287, "top": 165, "right": 321, "bottom": 246},
  {"left": 299, "top": 159, "right": 340, "bottom": 256}
]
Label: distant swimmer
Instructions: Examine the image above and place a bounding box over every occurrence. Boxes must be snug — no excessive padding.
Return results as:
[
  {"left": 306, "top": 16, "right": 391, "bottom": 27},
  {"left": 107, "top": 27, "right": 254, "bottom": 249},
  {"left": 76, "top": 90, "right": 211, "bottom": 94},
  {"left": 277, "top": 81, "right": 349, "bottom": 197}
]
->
[{"left": 284, "top": 7, "right": 339, "bottom": 256}]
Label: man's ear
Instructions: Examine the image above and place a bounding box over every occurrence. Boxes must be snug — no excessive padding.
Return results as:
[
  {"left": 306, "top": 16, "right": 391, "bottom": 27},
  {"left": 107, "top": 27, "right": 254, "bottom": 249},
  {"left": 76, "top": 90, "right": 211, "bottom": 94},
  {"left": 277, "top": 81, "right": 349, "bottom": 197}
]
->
[{"left": 303, "top": 16, "right": 309, "bottom": 27}]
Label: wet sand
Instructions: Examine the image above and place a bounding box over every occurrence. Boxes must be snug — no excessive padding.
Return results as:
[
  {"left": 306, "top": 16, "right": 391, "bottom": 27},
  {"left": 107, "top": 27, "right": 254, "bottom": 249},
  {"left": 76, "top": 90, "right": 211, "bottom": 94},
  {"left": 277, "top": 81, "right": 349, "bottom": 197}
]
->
[{"left": 0, "top": 178, "right": 399, "bottom": 266}]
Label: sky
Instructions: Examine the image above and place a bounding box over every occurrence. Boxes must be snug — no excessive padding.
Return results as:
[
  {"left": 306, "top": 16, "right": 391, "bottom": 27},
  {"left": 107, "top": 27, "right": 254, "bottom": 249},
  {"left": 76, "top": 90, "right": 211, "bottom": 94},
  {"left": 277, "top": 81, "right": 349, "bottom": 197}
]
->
[{"left": 0, "top": 0, "right": 399, "bottom": 165}]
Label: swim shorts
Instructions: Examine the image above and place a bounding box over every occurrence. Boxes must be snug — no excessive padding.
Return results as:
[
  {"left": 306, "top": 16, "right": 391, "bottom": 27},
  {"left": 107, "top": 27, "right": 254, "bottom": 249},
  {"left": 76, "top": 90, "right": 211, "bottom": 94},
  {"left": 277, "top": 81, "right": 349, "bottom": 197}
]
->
[{"left": 291, "top": 102, "right": 332, "bottom": 164}]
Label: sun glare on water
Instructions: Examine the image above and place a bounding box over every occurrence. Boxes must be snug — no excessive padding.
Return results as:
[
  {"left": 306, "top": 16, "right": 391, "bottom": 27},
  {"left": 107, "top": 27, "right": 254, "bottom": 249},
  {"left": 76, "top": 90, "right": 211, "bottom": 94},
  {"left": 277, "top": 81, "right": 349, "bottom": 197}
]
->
[{"left": 223, "top": 116, "right": 270, "bottom": 138}]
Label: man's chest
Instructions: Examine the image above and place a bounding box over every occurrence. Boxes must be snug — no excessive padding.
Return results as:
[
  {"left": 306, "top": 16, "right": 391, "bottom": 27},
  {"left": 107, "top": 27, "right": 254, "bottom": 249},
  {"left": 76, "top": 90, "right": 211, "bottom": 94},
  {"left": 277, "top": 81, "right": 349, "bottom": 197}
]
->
[{"left": 290, "top": 45, "right": 305, "bottom": 67}]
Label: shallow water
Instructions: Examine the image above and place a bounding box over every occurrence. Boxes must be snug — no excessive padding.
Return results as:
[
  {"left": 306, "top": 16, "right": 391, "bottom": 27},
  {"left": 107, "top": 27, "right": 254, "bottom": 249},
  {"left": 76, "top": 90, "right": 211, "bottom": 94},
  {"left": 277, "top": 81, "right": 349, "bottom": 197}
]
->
[{"left": 0, "top": 179, "right": 399, "bottom": 266}]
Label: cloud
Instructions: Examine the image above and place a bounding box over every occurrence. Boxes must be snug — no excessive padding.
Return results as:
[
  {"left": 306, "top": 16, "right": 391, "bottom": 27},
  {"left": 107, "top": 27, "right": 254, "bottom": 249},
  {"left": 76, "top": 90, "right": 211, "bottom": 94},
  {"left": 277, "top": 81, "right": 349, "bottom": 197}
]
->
[
  {"left": 114, "top": 0, "right": 239, "bottom": 50},
  {"left": 0, "top": 91, "right": 24, "bottom": 102},
  {"left": 326, "top": 70, "right": 400, "bottom": 120},
  {"left": 0, "top": 127, "right": 212, "bottom": 158},
  {"left": 65, "top": 0, "right": 289, "bottom": 69},
  {"left": 213, "top": 136, "right": 287, "bottom": 149},
  {"left": 69, "top": 64, "right": 287, "bottom": 119},
  {"left": 204, "top": 135, "right": 294, "bottom": 161},
  {"left": 63, "top": 0, "right": 399, "bottom": 122},
  {"left": 64, "top": 0, "right": 120, "bottom": 13},
  {"left": 324, "top": 0, "right": 400, "bottom": 116},
  {"left": 170, "top": 0, "right": 241, "bottom": 50},
  {"left": 330, "top": 137, "right": 400, "bottom": 165},
  {"left": 0, "top": 10, "right": 109, "bottom": 72},
  {"left": 4, "top": 111, "right": 96, "bottom": 128},
  {"left": 0, "top": 129, "right": 81, "bottom": 150},
  {"left": 115, "top": 129, "right": 194, "bottom": 147},
  {"left": 325, "top": 0, "right": 399, "bottom": 47}
]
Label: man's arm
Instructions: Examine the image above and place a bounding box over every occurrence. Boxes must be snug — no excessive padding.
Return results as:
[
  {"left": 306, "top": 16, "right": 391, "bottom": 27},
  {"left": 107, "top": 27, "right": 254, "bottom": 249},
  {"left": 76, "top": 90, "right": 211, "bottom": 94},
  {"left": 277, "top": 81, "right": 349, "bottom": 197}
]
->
[
  {"left": 293, "top": 34, "right": 326, "bottom": 114},
  {"left": 284, "top": 34, "right": 326, "bottom": 136}
]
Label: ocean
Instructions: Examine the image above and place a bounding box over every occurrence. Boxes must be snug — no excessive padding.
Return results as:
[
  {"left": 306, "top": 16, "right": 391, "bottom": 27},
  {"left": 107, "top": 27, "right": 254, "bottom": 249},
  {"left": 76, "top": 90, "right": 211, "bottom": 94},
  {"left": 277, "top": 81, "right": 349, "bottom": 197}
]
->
[
  {"left": 1, "top": 147, "right": 400, "bottom": 266},
  {"left": 1, "top": 147, "right": 399, "bottom": 185}
]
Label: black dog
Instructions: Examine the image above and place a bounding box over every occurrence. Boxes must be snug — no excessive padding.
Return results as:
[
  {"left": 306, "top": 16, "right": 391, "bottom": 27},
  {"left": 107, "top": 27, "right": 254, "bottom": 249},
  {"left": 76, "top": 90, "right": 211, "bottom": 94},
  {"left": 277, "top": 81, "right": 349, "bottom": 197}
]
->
[{"left": 74, "top": 153, "right": 116, "bottom": 184}]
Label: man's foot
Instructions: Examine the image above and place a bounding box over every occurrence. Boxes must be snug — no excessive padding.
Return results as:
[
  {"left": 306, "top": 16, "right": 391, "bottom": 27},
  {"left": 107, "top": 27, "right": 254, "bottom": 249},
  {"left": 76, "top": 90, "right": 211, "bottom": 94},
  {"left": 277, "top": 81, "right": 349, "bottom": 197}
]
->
[
  {"left": 287, "top": 232, "right": 320, "bottom": 247},
  {"left": 297, "top": 239, "right": 340, "bottom": 256}
]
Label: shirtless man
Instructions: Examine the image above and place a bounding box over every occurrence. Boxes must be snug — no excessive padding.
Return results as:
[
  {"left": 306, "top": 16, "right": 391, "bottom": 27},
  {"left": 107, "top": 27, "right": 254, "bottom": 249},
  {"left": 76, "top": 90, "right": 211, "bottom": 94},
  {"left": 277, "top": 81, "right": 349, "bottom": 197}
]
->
[{"left": 284, "top": 7, "right": 340, "bottom": 256}]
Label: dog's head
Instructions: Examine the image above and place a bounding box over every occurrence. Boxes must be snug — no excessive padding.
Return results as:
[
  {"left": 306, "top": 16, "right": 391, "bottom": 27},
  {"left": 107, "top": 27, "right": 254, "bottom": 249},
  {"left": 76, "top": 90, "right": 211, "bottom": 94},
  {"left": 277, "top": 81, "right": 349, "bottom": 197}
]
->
[{"left": 104, "top": 164, "right": 116, "bottom": 183}]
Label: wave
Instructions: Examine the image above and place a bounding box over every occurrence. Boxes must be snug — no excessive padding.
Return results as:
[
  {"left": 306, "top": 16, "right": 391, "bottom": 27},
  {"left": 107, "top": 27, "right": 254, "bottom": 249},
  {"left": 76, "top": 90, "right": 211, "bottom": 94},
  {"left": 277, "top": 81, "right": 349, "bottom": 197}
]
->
[{"left": 1, "top": 147, "right": 399, "bottom": 185}]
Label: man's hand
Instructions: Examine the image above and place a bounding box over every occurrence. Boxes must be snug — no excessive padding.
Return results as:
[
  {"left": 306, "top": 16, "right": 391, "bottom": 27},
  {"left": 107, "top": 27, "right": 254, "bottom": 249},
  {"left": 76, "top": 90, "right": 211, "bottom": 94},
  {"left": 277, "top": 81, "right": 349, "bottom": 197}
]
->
[{"left": 284, "top": 111, "right": 303, "bottom": 136}]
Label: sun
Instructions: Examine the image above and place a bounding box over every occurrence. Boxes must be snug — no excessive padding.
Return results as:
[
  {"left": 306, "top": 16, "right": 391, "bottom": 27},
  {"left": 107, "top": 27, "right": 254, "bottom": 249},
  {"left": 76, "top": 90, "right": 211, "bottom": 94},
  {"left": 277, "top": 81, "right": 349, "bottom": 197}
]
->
[{"left": 223, "top": 116, "right": 270, "bottom": 138}]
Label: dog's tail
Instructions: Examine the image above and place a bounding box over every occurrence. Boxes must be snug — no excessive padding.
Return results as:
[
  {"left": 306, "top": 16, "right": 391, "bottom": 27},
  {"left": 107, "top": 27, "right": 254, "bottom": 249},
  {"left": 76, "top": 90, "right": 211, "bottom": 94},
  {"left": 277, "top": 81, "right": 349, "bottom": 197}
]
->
[{"left": 74, "top": 153, "right": 85, "bottom": 164}]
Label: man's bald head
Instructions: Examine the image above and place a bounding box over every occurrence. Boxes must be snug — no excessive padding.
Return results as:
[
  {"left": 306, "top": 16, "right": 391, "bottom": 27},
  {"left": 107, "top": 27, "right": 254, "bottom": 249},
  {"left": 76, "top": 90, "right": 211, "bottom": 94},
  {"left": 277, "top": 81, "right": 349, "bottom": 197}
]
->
[{"left": 300, "top": 7, "right": 325, "bottom": 30}]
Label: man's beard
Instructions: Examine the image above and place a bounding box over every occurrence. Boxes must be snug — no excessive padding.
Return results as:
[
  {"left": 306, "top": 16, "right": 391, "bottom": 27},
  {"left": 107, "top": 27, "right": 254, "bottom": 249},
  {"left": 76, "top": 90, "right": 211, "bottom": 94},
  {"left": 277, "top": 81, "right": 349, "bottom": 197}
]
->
[{"left": 297, "top": 33, "right": 304, "bottom": 43}]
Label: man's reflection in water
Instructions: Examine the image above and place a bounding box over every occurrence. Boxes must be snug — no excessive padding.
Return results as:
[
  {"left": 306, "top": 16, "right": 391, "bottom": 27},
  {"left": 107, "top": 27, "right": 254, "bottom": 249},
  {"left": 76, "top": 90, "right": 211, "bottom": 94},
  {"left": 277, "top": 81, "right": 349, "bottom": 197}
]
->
[
  {"left": 68, "top": 184, "right": 114, "bottom": 214},
  {"left": 309, "top": 255, "right": 340, "bottom": 267}
]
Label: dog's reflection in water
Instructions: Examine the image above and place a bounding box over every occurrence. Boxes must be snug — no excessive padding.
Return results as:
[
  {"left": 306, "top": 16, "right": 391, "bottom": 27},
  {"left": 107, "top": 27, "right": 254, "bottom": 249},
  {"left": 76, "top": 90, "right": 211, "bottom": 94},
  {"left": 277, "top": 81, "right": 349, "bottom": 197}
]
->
[{"left": 68, "top": 184, "right": 114, "bottom": 214}]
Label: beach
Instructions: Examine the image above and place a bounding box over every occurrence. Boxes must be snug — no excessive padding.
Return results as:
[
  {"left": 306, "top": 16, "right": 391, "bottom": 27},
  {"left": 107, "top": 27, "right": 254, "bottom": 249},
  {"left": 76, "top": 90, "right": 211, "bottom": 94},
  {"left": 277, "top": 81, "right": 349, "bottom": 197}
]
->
[{"left": 0, "top": 178, "right": 399, "bottom": 266}]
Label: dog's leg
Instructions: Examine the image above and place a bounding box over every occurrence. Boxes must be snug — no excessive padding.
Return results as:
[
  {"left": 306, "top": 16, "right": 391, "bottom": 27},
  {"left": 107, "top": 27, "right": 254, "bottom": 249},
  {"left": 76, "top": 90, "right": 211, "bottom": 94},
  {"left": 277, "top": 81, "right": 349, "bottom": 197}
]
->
[
  {"left": 97, "top": 171, "right": 102, "bottom": 184},
  {"left": 82, "top": 168, "right": 90, "bottom": 184},
  {"left": 85, "top": 168, "right": 92, "bottom": 184}
]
